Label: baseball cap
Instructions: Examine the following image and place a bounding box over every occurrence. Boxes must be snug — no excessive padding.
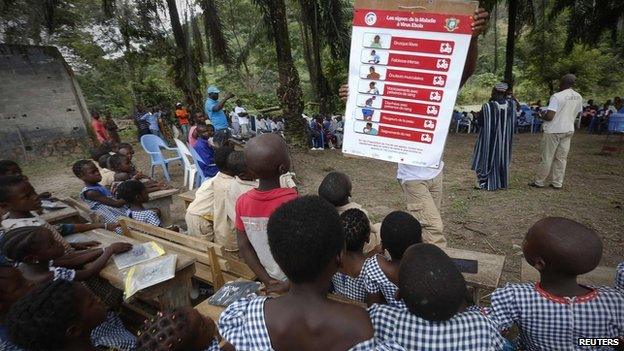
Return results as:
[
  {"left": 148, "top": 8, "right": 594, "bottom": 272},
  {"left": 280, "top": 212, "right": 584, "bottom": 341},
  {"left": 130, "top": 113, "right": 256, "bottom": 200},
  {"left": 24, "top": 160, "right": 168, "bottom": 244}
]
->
[{"left": 207, "top": 86, "right": 220, "bottom": 94}]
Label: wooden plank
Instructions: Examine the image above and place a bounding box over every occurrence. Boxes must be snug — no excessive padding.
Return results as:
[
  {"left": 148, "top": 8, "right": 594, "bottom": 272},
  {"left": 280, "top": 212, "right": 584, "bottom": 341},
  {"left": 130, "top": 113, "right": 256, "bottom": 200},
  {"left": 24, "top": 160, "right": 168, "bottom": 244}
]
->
[
  {"left": 120, "top": 218, "right": 225, "bottom": 256},
  {"left": 194, "top": 263, "right": 238, "bottom": 285},
  {"left": 148, "top": 188, "right": 180, "bottom": 201},
  {"left": 521, "top": 260, "right": 616, "bottom": 287},
  {"left": 442, "top": 247, "right": 506, "bottom": 290},
  {"left": 196, "top": 299, "right": 225, "bottom": 322},
  {"left": 178, "top": 190, "right": 196, "bottom": 207},
  {"left": 40, "top": 206, "right": 79, "bottom": 224},
  {"left": 209, "top": 246, "right": 225, "bottom": 290}
]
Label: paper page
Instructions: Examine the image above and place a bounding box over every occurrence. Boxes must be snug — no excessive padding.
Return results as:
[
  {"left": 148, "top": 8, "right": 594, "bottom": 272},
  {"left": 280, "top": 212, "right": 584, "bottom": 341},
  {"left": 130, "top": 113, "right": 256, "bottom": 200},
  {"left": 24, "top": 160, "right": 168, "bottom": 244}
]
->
[
  {"left": 113, "top": 242, "right": 165, "bottom": 270},
  {"left": 123, "top": 254, "right": 177, "bottom": 300}
]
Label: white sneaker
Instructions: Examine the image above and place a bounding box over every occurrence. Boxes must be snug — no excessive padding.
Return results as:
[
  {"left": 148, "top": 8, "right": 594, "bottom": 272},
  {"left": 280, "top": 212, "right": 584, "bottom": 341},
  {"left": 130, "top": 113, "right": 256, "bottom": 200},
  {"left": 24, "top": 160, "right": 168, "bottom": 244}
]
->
[
  {"left": 311, "top": 148, "right": 316, "bottom": 151},
  {"left": 330, "top": 147, "right": 336, "bottom": 150}
]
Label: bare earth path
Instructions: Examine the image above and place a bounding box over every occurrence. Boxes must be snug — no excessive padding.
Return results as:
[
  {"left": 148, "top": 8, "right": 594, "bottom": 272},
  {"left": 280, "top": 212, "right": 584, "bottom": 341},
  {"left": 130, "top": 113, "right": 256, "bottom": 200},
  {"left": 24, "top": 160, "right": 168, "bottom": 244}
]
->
[{"left": 25, "top": 132, "right": 624, "bottom": 285}]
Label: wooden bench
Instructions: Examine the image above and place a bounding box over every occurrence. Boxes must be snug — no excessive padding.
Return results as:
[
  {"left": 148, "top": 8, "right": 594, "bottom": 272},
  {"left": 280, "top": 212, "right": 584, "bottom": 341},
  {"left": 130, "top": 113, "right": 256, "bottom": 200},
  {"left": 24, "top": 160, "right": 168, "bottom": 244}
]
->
[
  {"left": 442, "top": 247, "right": 506, "bottom": 305},
  {"left": 521, "top": 260, "right": 616, "bottom": 286},
  {"left": 147, "top": 188, "right": 180, "bottom": 227},
  {"left": 65, "top": 228, "right": 196, "bottom": 309},
  {"left": 40, "top": 205, "right": 80, "bottom": 224},
  {"left": 118, "top": 217, "right": 256, "bottom": 289},
  {"left": 178, "top": 190, "right": 197, "bottom": 209}
]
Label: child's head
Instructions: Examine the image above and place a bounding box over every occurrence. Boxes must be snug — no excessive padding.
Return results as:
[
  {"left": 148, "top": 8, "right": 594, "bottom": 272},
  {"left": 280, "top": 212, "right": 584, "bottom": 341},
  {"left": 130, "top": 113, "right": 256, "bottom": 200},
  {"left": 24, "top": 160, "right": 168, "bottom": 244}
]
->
[
  {"left": 194, "top": 112, "right": 207, "bottom": 125},
  {"left": 0, "top": 160, "right": 21, "bottom": 176},
  {"left": 97, "top": 154, "right": 111, "bottom": 170},
  {"left": 227, "top": 151, "right": 254, "bottom": 180},
  {"left": 117, "top": 143, "right": 135, "bottom": 160},
  {"left": 0, "top": 175, "right": 42, "bottom": 213},
  {"left": 340, "top": 209, "right": 370, "bottom": 252},
  {"left": 196, "top": 124, "right": 214, "bottom": 140},
  {"left": 72, "top": 159, "right": 102, "bottom": 184},
  {"left": 318, "top": 171, "right": 352, "bottom": 207},
  {"left": 214, "top": 145, "right": 235, "bottom": 174},
  {"left": 6, "top": 280, "right": 107, "bottom": 350},
  {"left": 1, "top": 226, "right": 65, "bottom": 263},
  {"left": 88, "top": 144, "right": 112, "bottom": 162},
  {"left": 244, "top": 133, "right": 290, "bottom": 180},
  {"left": 399, "top": 244, "right": 467, "bottom": 321},
  {"left": 108, "top": 153, "right": 133, "bottom": 173},
  {"left": 0, "top": 263, "right": 34, "bottom": 315},
  {"left": 116, "top": 180, "right": 148, "bottom": 205},
  {"left": 523, "top": 217, "right": 602, "bottom": 277},
  {"left": 380, "top": 211, "right": 422, "bottom": 260},
  {"left": 137, "top": 307, "right": 216, "bottom": 351},
  {"left": 268, "top": 196, "right": 343, "bottom": 284}
]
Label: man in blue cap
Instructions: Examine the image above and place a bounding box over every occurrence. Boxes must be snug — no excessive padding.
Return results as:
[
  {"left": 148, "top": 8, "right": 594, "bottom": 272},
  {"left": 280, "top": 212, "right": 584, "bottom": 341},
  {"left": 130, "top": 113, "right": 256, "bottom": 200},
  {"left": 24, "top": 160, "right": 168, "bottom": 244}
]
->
[{"left": 205, "top": 85, "right": 234, "bottom": 146}]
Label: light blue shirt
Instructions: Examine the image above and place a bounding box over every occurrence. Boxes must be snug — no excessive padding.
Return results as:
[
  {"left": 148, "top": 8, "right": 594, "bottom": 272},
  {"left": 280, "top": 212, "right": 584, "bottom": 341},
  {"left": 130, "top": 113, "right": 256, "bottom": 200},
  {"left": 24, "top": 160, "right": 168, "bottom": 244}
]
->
[
  {"left": 142, "top": 112, "right": 160, "bottom": 131},
  {"left": 204, "top": 98, "right": 229, "bottom": 131}
]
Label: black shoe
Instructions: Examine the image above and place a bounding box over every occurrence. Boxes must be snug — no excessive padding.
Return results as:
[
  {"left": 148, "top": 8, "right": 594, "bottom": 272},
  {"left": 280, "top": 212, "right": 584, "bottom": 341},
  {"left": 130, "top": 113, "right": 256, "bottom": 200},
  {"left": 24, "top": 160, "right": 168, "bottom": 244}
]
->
[
  {"left": 528, "top": 182, "right": 544, "bottom": 188},
  {"left": 549, "top": 184, "right": 562, "bottom": 190}
]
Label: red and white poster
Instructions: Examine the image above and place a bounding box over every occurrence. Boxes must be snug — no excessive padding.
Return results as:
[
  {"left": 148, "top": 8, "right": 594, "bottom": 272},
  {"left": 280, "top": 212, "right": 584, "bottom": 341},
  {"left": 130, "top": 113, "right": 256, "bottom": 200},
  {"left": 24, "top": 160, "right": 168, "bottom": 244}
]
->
[{"left": 343, "top": 1, "right": 476, "bottom": 168}]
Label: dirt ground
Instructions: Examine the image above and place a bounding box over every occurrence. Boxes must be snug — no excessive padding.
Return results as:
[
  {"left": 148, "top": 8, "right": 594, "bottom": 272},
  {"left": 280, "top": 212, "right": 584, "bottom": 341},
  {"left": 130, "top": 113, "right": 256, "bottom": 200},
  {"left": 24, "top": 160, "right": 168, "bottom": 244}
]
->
[{"left": 24, "top": 132, "right": 624, "bottom": 285}]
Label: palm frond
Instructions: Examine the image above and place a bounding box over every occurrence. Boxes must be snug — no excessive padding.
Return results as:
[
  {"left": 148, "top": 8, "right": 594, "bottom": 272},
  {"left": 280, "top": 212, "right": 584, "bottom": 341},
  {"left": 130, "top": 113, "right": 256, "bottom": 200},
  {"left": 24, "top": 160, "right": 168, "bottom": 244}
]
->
[{"left": 198, "top": 0, "right": 231, "bottom": 66}]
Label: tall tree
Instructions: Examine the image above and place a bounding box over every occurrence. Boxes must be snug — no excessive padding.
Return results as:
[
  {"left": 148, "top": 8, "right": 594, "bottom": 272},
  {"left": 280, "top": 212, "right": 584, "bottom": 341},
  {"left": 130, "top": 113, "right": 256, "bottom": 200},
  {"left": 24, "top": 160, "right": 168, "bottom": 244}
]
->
[
  {"left": 254, "top": 0, "right": 306, "bottom": 147},
  {"left": 505, "top": 0, "right": 518, "bottom": 84},
  {"left": 198, "top": 0, "right": 231, "bottom": 67}
]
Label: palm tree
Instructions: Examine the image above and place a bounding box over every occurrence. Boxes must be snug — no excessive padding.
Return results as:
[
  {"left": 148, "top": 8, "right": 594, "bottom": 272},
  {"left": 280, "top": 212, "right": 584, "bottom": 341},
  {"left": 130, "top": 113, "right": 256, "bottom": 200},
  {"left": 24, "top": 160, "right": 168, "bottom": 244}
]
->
[
  {"left": 198, "top": 0, "right": 231, "bottom": 67},
  {"left": 254, "top": 0, "right": 307, "bottom": 147}
]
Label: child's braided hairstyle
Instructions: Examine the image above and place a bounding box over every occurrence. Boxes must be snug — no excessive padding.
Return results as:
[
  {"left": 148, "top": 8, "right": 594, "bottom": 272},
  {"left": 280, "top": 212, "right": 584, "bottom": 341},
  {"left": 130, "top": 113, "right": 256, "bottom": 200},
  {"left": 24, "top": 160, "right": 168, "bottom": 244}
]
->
[
  {"left": 0, "top": 226, "right": 45, "bottom": 263},
  {"left": 340, "top": 208, "right": 370, "bottom": 252},
  {"left": 5, "top": 280, "right": 78, "bottom": 350},
  {"left": 72, "top": 159, "right": 94, "bottom": 177},
  {"left": 137, "top": 309, "right": 193, "bottom": 351}
]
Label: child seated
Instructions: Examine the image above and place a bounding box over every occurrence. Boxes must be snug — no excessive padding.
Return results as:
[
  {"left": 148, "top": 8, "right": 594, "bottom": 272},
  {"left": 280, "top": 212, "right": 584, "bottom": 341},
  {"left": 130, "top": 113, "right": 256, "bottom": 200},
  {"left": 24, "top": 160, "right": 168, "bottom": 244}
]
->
[
  {"left": 331, "top": 209, "right": 370, "bottom": 302},
  {"left": 0, "top": 175, "right": 117, "bottom": 252},
  {"left": 108, "top": 153, "right": 165, "bottom": 194},
  {"left": 368, "top": 244, "right": 506, "bottom": 349},
  {"left": 0, "top": 160, "right": 52, "bottom": 198},
  {"left": 117, "top": 142, "right": 136, "bottom": 164},
  {"left": 73, "top": 159, "right": 128, "bottom": 227},
  {"left": 210, "top": 146, "right": 237, "bottom": 251},
  {"left": 362, "top": 211, "right": 422, "bottom": 307},
  {"left": 188, "top": 112, "right": 207, "bottom": 147},
  {"left": 193, "top": 124, "right": 219, "bottom": 178},
  {"left": 116, "top": 180, "right": 162, "bottom": 227},
  {"left": 1, "top": 226, "right": 132, "bottom": 284},
  {"left": 97, "top": 154, "right": 115, "bottom": 189},
  {"left": 220, "top": 196, "right": 388, "bottom": 350},
  {"left": 5, "top": 280, "right": 137, "bottom": 351},
  {"left": 318, "top": 172, "right": 380, "bottom": 254},
  {"left": 235, "top": 134, "right": 298, "bottom": 293},
  {"left": 137, "top": 307, "right": 219, "bottom": 351},
  {"left": 488, "top": 217, "right": 624, "bottom": 350}
]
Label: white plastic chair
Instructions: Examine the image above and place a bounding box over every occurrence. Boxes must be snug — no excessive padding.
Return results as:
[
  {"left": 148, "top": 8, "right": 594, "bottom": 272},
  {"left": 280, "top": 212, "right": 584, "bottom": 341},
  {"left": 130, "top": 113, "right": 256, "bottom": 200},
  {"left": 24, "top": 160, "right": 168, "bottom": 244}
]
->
[{"left": 174, "top": 138, "right": 198, "bottom": 190}]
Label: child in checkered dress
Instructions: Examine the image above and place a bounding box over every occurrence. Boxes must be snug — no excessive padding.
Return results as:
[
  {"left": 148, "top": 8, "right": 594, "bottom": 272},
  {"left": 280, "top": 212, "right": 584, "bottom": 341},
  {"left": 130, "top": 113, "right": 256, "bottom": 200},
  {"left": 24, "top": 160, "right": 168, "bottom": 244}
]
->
[
  {"left": 362, "top": 211, "right": 422, "bottom": 307},
  {"left": 108, "top": 153, "right": 167, "bottom": 195},
  {"left": 74, "top": 160, "right": 128, "bottom": 229},
  {"left": 368, "top": 243, "right": 507, "bottom": 350},
  {"left": 5, "top": 280, "right": 137, "bottom": 350},
  {"left": 137, "top": 307, "right": 220, "bottom": 351},
  {"left": 331, "top": 208, "right": 371, "bottom": 302},
  {"left": 488, "top": 217, "right": 624, "bottom": 351},
  {"left": 318, "top": 171, "right": 381, "bottom": 254},
  {"left": 1, "top": 226, "right": 132, "bottom": 284},
  {"left": 220, "top": 196, "right": 397, "bottom": 350},
  {"left": 116, "top": 180, "right": 162, "bottom": 227}
]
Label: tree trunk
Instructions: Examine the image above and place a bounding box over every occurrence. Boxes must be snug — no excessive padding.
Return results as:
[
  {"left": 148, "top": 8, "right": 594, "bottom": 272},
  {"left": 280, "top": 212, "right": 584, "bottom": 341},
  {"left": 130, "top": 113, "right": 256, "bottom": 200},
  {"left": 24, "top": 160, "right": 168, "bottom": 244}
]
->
[
  {"left": 192, "top": 16, "right": 206, "bottom": 65},
  {"left": 263, "top": 0, "right": 306, "bottom": 147},
  {"left": 166, "top": 0, "right": 203, "bottom": 111},
  {"left": 504, "top": 0, "right": 518, "bottom": 85},
  {"left": 298, "top": 0, "right": 332, "bottom": 114},
  {"left": 199, "top": 0, "right": 231, "bottom": 67},
  {"left": 493, "top": 3, "right": 498, "bottom": 73}
]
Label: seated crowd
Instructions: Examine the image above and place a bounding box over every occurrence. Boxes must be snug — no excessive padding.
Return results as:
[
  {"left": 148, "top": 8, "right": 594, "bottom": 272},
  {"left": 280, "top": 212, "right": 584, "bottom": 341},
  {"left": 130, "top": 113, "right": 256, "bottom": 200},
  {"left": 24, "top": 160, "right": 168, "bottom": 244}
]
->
[{"left": 0, "top": 133, "right": 622, "bottom": 350}]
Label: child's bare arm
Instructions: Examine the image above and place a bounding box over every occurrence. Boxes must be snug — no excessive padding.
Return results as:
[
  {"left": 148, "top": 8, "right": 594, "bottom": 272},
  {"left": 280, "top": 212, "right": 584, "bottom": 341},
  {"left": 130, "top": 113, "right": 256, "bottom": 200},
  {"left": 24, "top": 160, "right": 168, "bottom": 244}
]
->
[
  {"left": 53, "top": 248, "right": 104, "bottom": 268},
  {"left": 365, "top": 292, "right": 386, "bottom": 307},
  {"left": 84, "top": 189, "right": 126, "bottom": 207},
  {"left": 74, "top": 242, "right": 132, "bottom": 281},
  {"left": 237, "top": 229, "right": 273, "bottom": 285},
  {"left": 72, "top": 222, "right": 120, "bottom": 233}
]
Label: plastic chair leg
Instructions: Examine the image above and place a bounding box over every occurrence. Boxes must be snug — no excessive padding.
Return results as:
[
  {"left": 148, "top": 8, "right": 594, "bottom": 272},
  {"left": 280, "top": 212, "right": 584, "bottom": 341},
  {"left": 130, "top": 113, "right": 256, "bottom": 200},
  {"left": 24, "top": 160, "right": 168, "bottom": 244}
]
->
[
  {"left": 188, "top": 170, "right": 196, "bottom": 191},
  {"left": 150, "top": 164, "right": 156, "bottom": 179},
  {"left": 161, "top": 164, "right": 171, "bottom": 181}
]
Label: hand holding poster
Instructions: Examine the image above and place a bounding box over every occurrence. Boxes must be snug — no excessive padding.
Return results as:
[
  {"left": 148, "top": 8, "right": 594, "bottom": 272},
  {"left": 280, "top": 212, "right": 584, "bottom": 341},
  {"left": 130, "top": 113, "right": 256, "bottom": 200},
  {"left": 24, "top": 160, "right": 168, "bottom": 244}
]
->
[{"left": 343, "top": 0, "right": 478, "bottom": 168}]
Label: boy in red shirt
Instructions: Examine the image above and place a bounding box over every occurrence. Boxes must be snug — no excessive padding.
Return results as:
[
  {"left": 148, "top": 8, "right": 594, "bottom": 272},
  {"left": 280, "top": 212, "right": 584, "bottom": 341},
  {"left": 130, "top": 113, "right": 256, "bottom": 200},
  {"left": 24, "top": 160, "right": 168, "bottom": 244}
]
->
[{"left": 235, "top": 134, "right": 297, "bottom": 293}]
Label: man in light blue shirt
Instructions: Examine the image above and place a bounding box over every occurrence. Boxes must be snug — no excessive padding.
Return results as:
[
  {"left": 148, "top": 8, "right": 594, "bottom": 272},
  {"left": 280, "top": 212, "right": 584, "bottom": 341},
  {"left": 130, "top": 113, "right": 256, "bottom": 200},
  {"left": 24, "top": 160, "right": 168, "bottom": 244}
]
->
[
  {"left": 141, "top": 108, "right": 162, "bottom": 138},
  {"left": 204, "top": 86, "right": 234, "bottom": 146}
]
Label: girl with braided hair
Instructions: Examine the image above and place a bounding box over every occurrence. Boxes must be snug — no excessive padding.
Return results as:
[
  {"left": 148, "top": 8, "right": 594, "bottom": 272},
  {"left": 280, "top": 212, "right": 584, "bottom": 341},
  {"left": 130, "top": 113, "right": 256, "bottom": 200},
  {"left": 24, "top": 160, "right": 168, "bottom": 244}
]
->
[
  {"left": 137, "top": 307, "right": 219, "bottom": 351},
  {"left": 5, "top": 280, "right": 137, "bottom": 351},
  {"left": 0, "top": 263, "right": 34, "bottom": 351},
  {"left": 330, "top": 209, "right": 371, "bottom": 302}
]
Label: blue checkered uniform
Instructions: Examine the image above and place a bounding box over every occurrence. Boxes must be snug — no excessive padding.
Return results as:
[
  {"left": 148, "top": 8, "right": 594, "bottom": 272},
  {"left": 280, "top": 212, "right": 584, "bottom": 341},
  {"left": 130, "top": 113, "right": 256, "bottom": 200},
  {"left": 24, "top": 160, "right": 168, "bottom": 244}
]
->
[
  {"left": 488, "top": 282, "right": 624, "bottom": 351},
  {"left": 80, "top": 185, "right": 127, "bottom": 232},
  {"left": 91, "top": 312, "right": 137, "bottom": 350},
  {"left": 369, "top": 303, "right": 506, "bottom": 350},
  {"left": 49, "top": 260, "right": 76, "bottom": 281},
  {"left": 616, "top": 263, "right": 624, "bottom": 290},
  {"left": 332, "top": 271, "right": 366, "bottom": 302},
  {"left": 362, "top": 256, "right": 406, "bottom": 307},
  {"left": 219, "top": 295, "right": 401, "bottom": 350},
  {"left": 126, "top": 209, "right": 161, "bottom": 227}
]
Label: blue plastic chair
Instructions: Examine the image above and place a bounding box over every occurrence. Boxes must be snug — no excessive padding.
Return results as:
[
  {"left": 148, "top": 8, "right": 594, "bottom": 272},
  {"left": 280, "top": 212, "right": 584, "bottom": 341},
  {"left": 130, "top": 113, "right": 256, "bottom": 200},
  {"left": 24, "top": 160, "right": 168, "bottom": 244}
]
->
[
  {"left": 140, "top": 134, "right": 182, "bottom": 181},
  {"left": 188, "top": 144, "right": 208, "bottom": 187}
]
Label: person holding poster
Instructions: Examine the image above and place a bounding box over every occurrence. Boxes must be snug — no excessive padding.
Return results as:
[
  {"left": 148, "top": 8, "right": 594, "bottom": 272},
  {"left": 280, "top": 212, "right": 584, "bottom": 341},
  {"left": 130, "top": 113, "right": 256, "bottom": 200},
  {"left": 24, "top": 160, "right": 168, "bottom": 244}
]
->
[
  {"left": 340, "top": 7, "right": 490, "bottom": 247},
  {"left": 471, "top": 82, "right": 517, "bottom": 191}
]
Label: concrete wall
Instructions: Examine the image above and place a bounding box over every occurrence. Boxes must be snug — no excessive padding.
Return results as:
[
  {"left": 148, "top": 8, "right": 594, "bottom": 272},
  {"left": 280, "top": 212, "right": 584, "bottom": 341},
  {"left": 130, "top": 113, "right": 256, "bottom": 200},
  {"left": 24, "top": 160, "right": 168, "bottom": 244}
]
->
[{"left": 0, "top": 44, "right": 93, "bottom": 161}]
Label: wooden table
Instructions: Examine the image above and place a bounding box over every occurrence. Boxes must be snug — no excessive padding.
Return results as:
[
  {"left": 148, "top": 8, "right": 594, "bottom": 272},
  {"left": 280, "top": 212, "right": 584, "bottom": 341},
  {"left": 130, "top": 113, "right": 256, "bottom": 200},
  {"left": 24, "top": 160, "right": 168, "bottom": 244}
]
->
[
  {"left": 442, "top": 247, "right": 506, "bottom": 305},
  {"left": 40, "top": 206, "right": 80, "bottom": 224},
  {"left": 147, "top": 188, "right": 179, "bottom": 227},
  {"left": 178, "top": 190, "right": 197, "bottom": 209},
  {"left": 521, "top": 260, "right": 616, "bottom": 286},
  {"left": 65, "top": 228, "right": 196, "bottom": 309}
]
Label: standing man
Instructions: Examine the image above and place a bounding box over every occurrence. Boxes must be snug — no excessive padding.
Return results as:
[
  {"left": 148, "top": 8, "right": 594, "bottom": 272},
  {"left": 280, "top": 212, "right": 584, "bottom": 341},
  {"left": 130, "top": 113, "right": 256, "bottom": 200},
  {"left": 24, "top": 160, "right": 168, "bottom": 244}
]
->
[
  {"left": 174, "top": 103, "right": 190, "bottom": 140},
  {"left": 339, "top": 8, "right": 489, "bottom": 247},
  {"left": 530, "top": 74, "right": 582, "bottom": 189},
  {"left": 205, "top": 86, "right": 234, "bottom": 146},
  {"left": 235, "top": 99, "right": 251, "bottom": 137}
]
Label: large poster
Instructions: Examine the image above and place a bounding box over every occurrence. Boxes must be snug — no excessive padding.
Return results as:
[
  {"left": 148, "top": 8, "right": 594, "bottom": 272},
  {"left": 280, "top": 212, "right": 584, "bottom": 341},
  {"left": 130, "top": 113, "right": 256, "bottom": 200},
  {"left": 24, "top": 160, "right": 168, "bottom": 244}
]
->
[{"left": 343, "top": 0, "right": 477, "bottom": 168}]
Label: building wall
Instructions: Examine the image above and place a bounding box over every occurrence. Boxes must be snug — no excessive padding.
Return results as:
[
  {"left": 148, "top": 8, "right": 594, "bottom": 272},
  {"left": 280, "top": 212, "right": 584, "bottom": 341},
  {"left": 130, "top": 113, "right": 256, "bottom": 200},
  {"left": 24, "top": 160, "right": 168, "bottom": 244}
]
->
[{"left": 0, "top": 44, "right": 93, "bottom": 161}]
